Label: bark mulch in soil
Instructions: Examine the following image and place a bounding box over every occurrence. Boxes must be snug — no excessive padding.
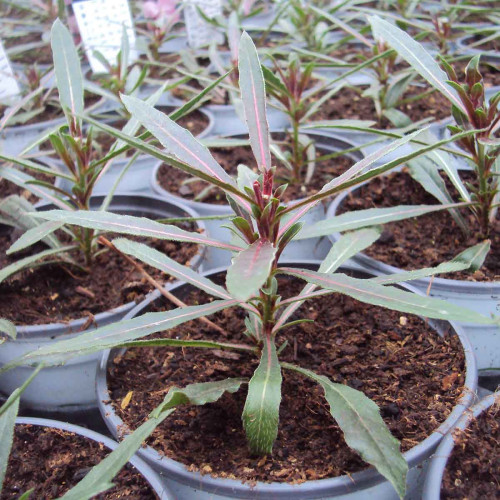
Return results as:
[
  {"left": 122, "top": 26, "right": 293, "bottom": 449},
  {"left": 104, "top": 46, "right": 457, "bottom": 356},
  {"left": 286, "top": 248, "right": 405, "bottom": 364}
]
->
[
  {"left": 107, "top": 275, "right": 466, "bottom": 484},
  {"left": 157, "top": 142, "right": 354, "bottom": 204},
  {"left": 312, "top": 85, "right": 452, "bottom": 129},
  {"left": 338, "top": 170, "right": 500, "bottom": 282},
  {"left": 441, "top": 398, "right": 500, "bottom": 499},
  {"left": 1, "top": 424, "right": 157, "bottom": 499},
  {"left": 0, "top": 221, "right": 200, "bottom": 325}
]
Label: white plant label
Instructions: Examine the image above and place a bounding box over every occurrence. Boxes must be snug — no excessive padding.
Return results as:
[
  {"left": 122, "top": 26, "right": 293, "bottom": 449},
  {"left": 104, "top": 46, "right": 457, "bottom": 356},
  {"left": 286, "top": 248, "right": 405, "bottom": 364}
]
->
[
  {"left": 73, "top": 0, "right": 138, "bottom": 74},
  {"left": 0, "top": 39, "right": 21, "bottom": 100},
  {"left": 184, "top": 0, "right": 224, "bottom": 49}
]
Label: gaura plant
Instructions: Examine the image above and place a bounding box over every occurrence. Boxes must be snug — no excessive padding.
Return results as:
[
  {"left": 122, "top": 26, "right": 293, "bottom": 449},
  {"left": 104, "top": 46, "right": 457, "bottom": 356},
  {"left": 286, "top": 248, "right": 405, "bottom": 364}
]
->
[
  {"left": 369, "top": 16, "right": 499, "bottom": 239},
  {"left": 6, "top": 31, "right": 496, "bottom": 499}
]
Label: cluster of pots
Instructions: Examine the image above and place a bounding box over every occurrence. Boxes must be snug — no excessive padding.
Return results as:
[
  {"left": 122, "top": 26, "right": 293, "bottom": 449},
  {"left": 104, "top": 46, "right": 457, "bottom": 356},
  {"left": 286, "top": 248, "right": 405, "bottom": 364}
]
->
[{"left": 1, "top": 12, "right": 499, "bottom": 500}]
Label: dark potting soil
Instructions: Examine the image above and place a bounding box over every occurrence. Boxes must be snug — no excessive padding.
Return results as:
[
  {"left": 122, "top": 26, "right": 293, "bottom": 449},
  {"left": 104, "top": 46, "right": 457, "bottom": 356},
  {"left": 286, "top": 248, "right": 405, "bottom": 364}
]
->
[
  {"left": 338, "top": 170, "right": 500, "bottom": 281},
  {"left": 156, "top": 142, "right": 354, "bottom": 204},
  {"left": 0, "top": 222, "right": 200, "bottom": 325},
  {"left": 463, "top": 35, "right": 500, "bottom": 53},
  {"left": 108, "top": 275, "right": 466, "bottom": 484},
  {"left": 0, "top": 170, "right": 55, "bottom": 205},
  {"left": 0, "top": 424, "right": 157, "bottom": 499},
  {"left": 139, "top": 52, "right": 181, "bottom": 80},
  {"left": 312, "top": 85, "right": 451, "bottom": 129},
  {"left": 441, "top": 398, "right": 500, "bottom": 499}
]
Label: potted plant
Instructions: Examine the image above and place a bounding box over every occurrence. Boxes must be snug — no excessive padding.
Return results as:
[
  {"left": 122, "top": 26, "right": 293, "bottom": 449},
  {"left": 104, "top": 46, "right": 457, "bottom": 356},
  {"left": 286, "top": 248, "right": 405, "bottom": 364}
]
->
[
  {"left": 6, "top": 31, "right": 495, "bottom": 500},
  {"left": 302, "top": 17, "right": 500, "bottom": 381},
  {"left": 0, "top": 21, "right": 206, "bottom": 411},
  {"left": 422, "top": 392, "right": 499, "bottom": 499}
]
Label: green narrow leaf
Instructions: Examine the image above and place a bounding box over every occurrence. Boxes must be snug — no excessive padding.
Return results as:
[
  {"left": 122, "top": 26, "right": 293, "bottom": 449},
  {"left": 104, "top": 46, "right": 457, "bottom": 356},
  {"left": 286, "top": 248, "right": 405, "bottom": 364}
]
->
[
  {"left": 296, "top": 203, "right": 467, "bottom": 239},
  {"left": 59, "top": 410, "right": 172, "bottom": 500},
  {"left": 0, "top": 300, "right": 238, "bottom": 370},
  {"left": 282, "top": 363, "right": 407, "bottom": 499},
  {"left": 226, "top": 239, "right": 277, "bottom": 301},
  {"left": 238, "top": 32, "right": 271, "bottom": 172},
  {"left": 0, "top": 319, "right": 16, "bottom": 340},
  {"left": 7, "top": 221, "right": 64, "bottom": 254},
  {"left": 112, "top": 238, "right": 232, "bottom": 299},
  {"left": 372, "top": 241, "right": 491, "bottom": 285},
  {"left": 278, "top": 267, "right": 495, "bottom": 324},
  {"left": 51, "top": 19, "right": 84, "bottom": 122},
  {"left": 32, "top": 210, "right": 245, "bottom": 252},
  {"left": 0, "top": 246, "right": 76, "bottom": 285},
  {"left": 242, "top": 337, "right": 282, "bottom": 455},
  {"left": 369, "top": 16, "right": 465, "bottom": 114},
  {"left": 0, "top": 395, "right": 19, "bottom": 491},
  {"left": 153, "top": 378, "right": 246, "bottom": 417}
]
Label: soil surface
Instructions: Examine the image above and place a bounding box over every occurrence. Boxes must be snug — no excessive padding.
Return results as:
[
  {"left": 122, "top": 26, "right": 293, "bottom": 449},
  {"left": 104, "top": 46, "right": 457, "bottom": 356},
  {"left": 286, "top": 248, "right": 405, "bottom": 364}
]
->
[
  {"left": 337, "top": 170, "right": 500, "bottom": 281},
  {"left": 442, "top": 398, "right": 500, "bottom": 499},
  {"left": 312, "top": 85, "right": 452, "bottom": 129},
  {"left": 1, "top": 424, "right": 157, "bottom": 499},
  {"left": 156, "top": 141, "right": 354, "bottom": 204},
  {"left": 0, "top": 218, "right": 200, "bottom": 325},
  {"left": 108, "top": 274, "right": 466, "bottom": 484}
]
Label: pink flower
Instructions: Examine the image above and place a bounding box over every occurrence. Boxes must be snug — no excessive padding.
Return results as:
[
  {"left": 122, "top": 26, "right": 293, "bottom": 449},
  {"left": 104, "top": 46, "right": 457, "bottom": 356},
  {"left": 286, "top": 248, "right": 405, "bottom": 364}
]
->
[{"left": 142, "top": 0, "right": 177, "bottom": 20}]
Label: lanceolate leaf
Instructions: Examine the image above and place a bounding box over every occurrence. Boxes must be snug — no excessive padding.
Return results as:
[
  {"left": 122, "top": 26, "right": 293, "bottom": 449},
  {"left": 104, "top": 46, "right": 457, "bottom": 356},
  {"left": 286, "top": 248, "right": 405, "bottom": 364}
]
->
[
  {"left": 296, "top": 203, "right": 467, "bottom": 239},
  {"left": 112, "top": 238, "right": 232, "bottom": 299},
  {"left": 121, "top": 94, "right": 251, "bottom": 210},
  {"left": 0, "top": 300, "right": 238, "bottom": 370},
  {"left": 0, "top": 246, "right": 76, "bottom": 285},
  {"left": 32, "top": 210, "right": 245, "bottom": 252},
  {"left": 0, "top": 319, "right": 16, "bottom": 340},
  {"left": 226, "top": 239, "right": 277, "bottom": 301},
  {"left": 282, "top": 363, "right": 407, "bottom": 499},
  {"left": 153, "top": 378, "right": 246, "bottom": 417},
  {"left": 0, "top": 394, "right": 19, "bottom": 491},
  {"left": 278, "top": 268, "right": 495, "bottom": 324},
  {"left": 238, "top": 32, "right": 271, "bottom": 172},
  {"left": 8, "top": 221, "right": 64, "bottom": 254},
  {"left": 274, "top": 228, "right": 382, "bottom": 332},
  {"left": 369, "top": 16, "right": 465, "bottom": 113},
  {"left": 372, "top": 241, "right": 491, "bottom": 285},
  {"left": 60, "top": 410, "right": 173, "bottom": 500},
  {"left": 242, "top": 337, "right": 282, "bottom": 455},
  {"left": 51, "top": 19, "right": 84, "bottom": 123}
]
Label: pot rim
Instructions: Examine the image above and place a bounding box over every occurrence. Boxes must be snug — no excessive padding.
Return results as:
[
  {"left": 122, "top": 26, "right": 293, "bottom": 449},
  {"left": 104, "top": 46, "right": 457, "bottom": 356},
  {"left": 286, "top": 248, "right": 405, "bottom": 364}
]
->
[
  {"left": 327, "top": 180, "right": 500, "bottom": 293},
  {"left": 10, "top": 192, "right": 205, "bottom": 339},
  {"left": 422, "top": 392, "right": 500, "bottom": 500},
  {"left": 96, "top": 260, "right": 477, "bottom": 498},
  {"left": 14, "top": 416, "right": 174, "bottom": 499},
  {"left": 150, "top": 130, "right": 363, "bottom": 213}
]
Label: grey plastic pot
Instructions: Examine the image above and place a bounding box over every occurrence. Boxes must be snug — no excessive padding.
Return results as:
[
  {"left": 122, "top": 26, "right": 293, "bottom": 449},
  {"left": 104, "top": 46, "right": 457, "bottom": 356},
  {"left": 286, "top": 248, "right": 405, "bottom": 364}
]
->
[
  {"left": 327, "top": 186, "right": 500, "bottom": 374},
  {"left": 0, "top": 193, "right": 205, "bottom": 412},
  {"left": 455, "top": 35, "right": 500, "bottom": 63},
  {"left": 96, "top": 261, "right": 477, "bottom": 500},
  {"left": 150, "top": 131, "right": 363, "bottom": 269},
  {"left": 422, "top": 392, "right": 499, "bottom": 500},
  {"left": 14, "top": 417, "right": 174, "bottom": 499}
]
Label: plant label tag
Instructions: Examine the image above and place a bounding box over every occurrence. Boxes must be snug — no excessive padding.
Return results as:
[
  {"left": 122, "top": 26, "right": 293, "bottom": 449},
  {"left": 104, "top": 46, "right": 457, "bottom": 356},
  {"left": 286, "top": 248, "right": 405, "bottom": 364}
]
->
[
  {"left": 184, "top": 0, "right": 224, "bottom": 49},
  {"left": 0, "top": 39, "right": 21, "bottom": 100},
  {"left": 73, "top": 0, "right": 138, "bottom": 74}
]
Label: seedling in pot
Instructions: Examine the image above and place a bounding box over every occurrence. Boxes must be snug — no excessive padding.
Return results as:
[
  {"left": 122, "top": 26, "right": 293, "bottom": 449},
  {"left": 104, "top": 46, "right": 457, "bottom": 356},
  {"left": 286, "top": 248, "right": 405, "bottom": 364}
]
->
[
  {"left": 368, "top": 17, "right": 499, "bottom": 241},
  {"left": 10, "top": 30, "right": 498, "bottom": 499},
  {"left": 139, "top": 0, "right": 182, "bottom": 61}
]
